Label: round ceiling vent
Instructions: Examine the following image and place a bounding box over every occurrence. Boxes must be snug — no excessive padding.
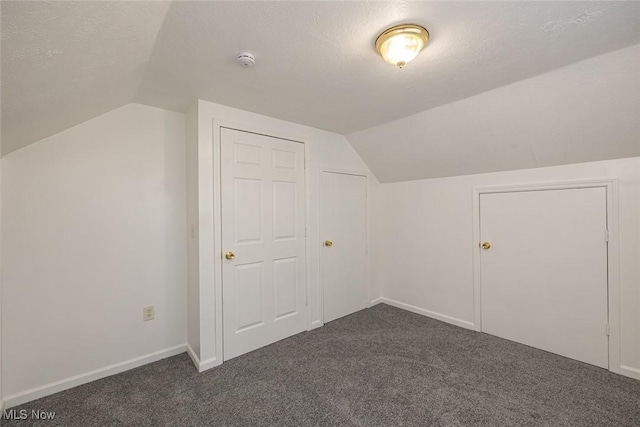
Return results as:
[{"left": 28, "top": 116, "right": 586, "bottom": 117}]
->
[{"left": 237, "top": 51, "right": 255, "bottom": 68}]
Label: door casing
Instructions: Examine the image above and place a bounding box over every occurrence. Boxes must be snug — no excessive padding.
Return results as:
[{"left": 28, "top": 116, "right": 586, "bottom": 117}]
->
[{"left": 472, "top": 179, "right": 620, "bottom": 374}]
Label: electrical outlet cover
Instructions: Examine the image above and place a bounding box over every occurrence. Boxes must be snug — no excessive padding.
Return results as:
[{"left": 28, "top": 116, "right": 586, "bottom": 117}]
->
[{"left": 143, "top": 305, "right": 155, "bottom": 321}]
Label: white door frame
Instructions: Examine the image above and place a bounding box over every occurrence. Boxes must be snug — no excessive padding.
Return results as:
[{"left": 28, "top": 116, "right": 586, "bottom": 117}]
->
[
  {"left": 212, "top": 120, "right": 312, "bottom": 364},
  {"left": 472, "top": 178, "right": 620, "bottom": 373},
  {"left": 319, "top": 167, "right": 371, "bottom": 325}
]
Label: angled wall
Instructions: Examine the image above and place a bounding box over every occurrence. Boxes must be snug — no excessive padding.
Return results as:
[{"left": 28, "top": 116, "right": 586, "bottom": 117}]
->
[{"left": 1, "top": 104, "right": 187, "bottom": 406}]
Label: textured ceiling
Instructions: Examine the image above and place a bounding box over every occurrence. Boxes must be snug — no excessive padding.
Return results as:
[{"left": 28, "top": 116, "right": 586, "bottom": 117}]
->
[
  {"left": 2, "top": 1, "right": 640, "bottom": 158},
  {"left": 347, "top": 44, "right": 640, "bottom": 183},
  {"left": 1, "top": 0, "right": 171, "bottom": 154}
]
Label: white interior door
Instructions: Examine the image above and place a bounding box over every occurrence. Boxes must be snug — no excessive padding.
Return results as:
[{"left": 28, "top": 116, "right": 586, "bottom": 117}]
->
[
  {"left": 321, "top": 171, "right": 368, "bottom": 323},
  {"left": 221, "top": 128, "right": 306, "bottom": 360},
  {"left": 480, "top": 187, "right": 609, "bottom": 368}
]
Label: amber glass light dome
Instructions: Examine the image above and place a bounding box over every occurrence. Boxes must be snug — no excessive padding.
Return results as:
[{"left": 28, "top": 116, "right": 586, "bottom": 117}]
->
[{"left": 375, "top": 24, "right": 429, "bottom": 69}]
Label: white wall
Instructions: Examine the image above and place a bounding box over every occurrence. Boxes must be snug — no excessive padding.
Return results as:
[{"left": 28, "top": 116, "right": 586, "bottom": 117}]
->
[
  {"left": 379, "top": 157, "right": 640, "bottom": 379},
  {"left": 1, "top": 103, "right": 187, "bottom": 405},
  {"left": 185, "top": 103, "right": 201, "bottom": 361},
  {"left": 186, "top": 100, "right": 381, "bottom": 370},
  {"left": 347, "top": 44, "right": 640, "bottom": 183}
]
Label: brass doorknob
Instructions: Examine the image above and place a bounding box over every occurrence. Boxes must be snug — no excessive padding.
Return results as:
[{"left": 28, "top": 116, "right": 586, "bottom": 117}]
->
[
  {"left": 324, "top": 240, "right": 333, "bottom": 247},
  {"left": 225, "top": 251, "right": 235, "bottom": 260},
  {"left": 481, "top": 242, "right": 491, "bottom": 250}
]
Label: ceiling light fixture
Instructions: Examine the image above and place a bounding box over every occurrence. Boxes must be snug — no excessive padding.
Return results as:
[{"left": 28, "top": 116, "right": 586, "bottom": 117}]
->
[{"left": 375, "top": 24, "right": 429, "bottom": 69}]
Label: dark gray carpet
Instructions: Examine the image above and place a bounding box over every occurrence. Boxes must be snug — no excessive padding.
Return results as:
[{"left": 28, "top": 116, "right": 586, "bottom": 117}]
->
[{"left": 4, "top": 304, "right": 640, "bottom": 426}]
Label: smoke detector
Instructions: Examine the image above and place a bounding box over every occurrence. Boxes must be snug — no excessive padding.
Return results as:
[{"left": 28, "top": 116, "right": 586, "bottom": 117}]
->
[{"left": 237, "top": 51, "right": 255, "bottom": 68}]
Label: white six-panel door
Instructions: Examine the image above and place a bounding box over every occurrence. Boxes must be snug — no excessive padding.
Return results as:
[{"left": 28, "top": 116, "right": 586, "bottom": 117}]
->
[
  {"left": 221, "top": 128, "right": 306, "bottom": 360},
  {"left": 480, "top": 187, "right": 609, "bottom": 368},
  {"left": 321, "top": 171, "right": 368, "bottom": 323}
]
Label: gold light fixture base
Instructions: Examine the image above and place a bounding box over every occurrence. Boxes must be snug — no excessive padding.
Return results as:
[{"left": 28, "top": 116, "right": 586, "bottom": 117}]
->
[{"left": 375, "top": 24, "right": 429, "bottom": 69}]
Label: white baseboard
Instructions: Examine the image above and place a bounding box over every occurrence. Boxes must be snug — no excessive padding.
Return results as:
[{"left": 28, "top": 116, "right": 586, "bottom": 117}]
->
[
  {"left": 186, "top": 344, "right": 219, "bottom": 373},
  {"left": 3, "top": 344, "right": 186, "bottom": 409},
  {"left": 368, "top": 297, "right": 383, "bottom": 307},
  {"left": 199, "top": 356, "right": 220, "bottom": 372},
  {"left": 309, "top": 320, "right": 323, "bottom": 330},
  {"left": 381, "top": 299, "right": 640, "bottom": 381},
  {"left": 620, "top": 365, "right": 640, "bottom": 381},
  {"left": 380, "top": 298, "right": 475, "bottom": 330},
  {"left": 187, "top": 344, "right": 200, "bottom": 370},
  {"left": 186, "top": 343, "right": 201, "bottom": 369}
]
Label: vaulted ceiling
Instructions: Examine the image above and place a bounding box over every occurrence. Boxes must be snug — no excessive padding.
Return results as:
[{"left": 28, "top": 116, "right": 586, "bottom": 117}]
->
[
  {"left": 3, "top": 1, "right": 640, "bottom": 179},
  {"left": 347, "top": 44, "right": 640, "bottom": 182},
  {"left": 1, "top": 1, "right": 171, "bottom": 154}
]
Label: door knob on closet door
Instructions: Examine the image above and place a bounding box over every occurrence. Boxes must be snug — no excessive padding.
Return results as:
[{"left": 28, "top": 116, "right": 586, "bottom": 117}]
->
[
  {"left": 225, "top": 251, "right": 235, "bottom": 260},
  {"left": 324, "top": 240, "right": 333, "bottom": 247},
  {"left": 481, "top": 242, "right": 491, "bottom": 250}
]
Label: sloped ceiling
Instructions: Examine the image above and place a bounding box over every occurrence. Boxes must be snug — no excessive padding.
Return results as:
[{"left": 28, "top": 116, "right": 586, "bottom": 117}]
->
[
  {"left": 2, "top": 1, "right": 640, "bottom": 175},
  {"left": 347, "top": 44, "right": 640, "bottom": 183},
  {"left": 1, "top": 1, "right": 171, "bottom": 154}
]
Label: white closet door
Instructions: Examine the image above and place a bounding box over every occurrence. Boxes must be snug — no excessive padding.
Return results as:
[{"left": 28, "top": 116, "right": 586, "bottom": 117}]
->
[
  {"left": 321, "top": 171, "right": 368, "bottom": 323},
  {"left": 480, "top": 187, "right": 608, "bottom": 368},
  {"left": 221, "top": 128, "right": 306, "bottom": 360}
]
